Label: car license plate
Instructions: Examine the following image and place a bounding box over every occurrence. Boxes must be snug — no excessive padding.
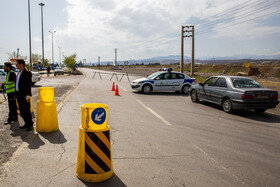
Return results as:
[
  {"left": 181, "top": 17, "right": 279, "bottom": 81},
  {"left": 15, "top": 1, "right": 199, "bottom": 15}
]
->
[{"left": 257, "top": 94, "right": 270, "bottom": 99}]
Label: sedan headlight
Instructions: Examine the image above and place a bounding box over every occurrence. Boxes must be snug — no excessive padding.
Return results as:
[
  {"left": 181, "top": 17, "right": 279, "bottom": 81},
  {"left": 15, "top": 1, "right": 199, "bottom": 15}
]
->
[{"left": 133, "top": 81, "right": 142, "bottom": 84}]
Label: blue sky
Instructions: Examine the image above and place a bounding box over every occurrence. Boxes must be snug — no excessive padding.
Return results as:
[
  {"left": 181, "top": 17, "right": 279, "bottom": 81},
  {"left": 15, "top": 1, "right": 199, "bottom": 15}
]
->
[{"left": 0, "top": 0, "right": 280, "bottom": 64}]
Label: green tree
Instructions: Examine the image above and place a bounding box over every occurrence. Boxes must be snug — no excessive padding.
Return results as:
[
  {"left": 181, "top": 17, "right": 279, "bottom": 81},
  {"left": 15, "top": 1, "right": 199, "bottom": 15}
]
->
[
  {"left": 31, "top": 54, "right": 42, "bottom": 64},
  {"left": 63, "top": 54, "right": 77, "bottom": 70},
  {"left": 43, "top": 59, "right": 49, "bottom": 67}
]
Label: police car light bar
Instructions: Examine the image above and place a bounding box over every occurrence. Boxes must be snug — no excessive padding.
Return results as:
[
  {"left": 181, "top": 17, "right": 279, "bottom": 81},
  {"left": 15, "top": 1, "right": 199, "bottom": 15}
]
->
[{"left": 161, "top": 68, "right": 172, "bottom": 71}]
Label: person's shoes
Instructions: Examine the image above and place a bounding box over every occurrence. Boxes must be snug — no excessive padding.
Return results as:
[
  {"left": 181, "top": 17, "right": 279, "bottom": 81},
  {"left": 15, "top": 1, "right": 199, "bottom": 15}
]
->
[
  {"left": 20, "top": 125, "right": 28, "bottom": 129},
  {"left": 4, "top": 119, "right": 12, "bottom": 125},
  {"left": 26, "top": 126, "right": 33, "bottom": 131},
  {"left": 12, "top": 118, "right": 18, "bottom": 122}
]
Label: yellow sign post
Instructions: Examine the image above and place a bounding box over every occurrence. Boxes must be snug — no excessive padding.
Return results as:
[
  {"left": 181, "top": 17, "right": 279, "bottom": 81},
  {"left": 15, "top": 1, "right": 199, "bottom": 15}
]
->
[
  {"left": 76, "top": 103, "right": 113, "bottom": 183},
  {"left": 244, "top": 62, "right": 251, "bottom": 68}
]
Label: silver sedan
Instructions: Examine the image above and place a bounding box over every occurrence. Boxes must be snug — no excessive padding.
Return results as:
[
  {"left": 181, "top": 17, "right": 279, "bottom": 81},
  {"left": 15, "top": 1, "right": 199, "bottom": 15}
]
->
[{"left": 189, "top": 76, "right": 279, "bottom": 113}]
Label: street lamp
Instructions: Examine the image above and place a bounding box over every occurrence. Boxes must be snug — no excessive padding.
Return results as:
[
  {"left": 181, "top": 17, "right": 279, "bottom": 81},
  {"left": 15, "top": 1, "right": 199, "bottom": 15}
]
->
[
  {"left": 58, "top": 46, "right": 62, "bottom": 66},
  {"left": 49, "top": 30, "right": 56, "bottom": 64},
  {"left": 28, "top": 0, "right": 32, "bottom": 69},
  {"left": 39, "top": 2, "right": 45, "bottom": 65}
]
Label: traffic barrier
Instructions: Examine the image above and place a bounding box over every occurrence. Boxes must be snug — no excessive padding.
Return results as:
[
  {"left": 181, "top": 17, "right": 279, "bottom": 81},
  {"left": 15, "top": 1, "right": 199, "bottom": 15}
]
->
[
  {"left": 76, "top": 103, "right": 113, "bottom": 183},
  {"left": 111, "top": 82, "right": 115, "bottom": 91},
  {"left": 114, "top": 85, "right": 119, "bottom": 96},
  {"left": 36, "top": 87, "right": 59, "bottom": 132}
]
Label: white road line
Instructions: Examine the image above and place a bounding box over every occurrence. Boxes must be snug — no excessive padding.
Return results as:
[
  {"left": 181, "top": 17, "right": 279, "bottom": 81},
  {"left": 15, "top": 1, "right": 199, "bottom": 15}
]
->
[
  {"left": 118, "top": 85, "right": 127, "bottom": 91},
  {"left": 136, "top": 99, "right": 172, "bottom": 126},
  {"left": 192, "top": 143, "right": 247, "bottom": 186}
]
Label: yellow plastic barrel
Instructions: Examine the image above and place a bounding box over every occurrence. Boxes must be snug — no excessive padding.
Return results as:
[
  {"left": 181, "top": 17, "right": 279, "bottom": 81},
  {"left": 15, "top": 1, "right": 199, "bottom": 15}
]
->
[
  {"left": 39, "top": 87, "right": 54, "bottom": 102},
  {"left": 81, "top": 103, "right": 108, "bottom": 131},
  {"left": 36, "top": 87, "right": 59, "bottom": 133},
  {"left": 36, "top": 101, "right": 59, "bottom": 132}
]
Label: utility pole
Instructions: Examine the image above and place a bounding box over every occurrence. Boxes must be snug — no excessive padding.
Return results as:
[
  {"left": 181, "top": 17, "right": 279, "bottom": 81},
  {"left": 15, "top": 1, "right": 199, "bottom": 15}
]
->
[
  {"left": 191, "top": 25, "right": 195, "bottom": 76},
  {"left": 16, "top": 48, "right": 19, "bottom": 58},
  {"left": 58, "top": 46, "right": 62, "bottom": 66},
  {"left": 49, "top": 30, "right": 56, "bottom": 64},
  {"left": 98, "top": 56, "right": 100, "bottom": 68},
  {"left": 114, "top": 48, "right": 117, "bottom": 66},
  {"left": 180, "top": 25, "right": 195, "bottom": 75},
  {"left": 180, "top": 26, "right": 185, "bottom": 73},
  {"left": 39, "top": 3, "right": 45, "bottom": 66},
  {"left": 28, "top": 0, "right": 32, "bottom": 69}
]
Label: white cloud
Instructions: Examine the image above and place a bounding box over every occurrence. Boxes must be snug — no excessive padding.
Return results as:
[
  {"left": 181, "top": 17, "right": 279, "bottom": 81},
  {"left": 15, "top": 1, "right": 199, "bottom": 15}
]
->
[{"left": 55, "top": 0, "right": 280, "bottom": 61}]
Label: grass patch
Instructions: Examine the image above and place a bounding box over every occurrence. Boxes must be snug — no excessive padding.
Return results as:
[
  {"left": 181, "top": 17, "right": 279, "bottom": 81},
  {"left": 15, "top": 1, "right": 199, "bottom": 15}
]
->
[{"left": 191, "top": 74, "right": 206, "bottom": 83}]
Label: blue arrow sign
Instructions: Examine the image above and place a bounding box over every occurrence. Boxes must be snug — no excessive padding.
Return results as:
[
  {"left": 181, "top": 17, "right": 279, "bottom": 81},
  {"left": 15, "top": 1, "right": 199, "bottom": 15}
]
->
[
  {"left": 37, "top": 65, "right": 42, "bottom": 71},
  {"left": 91, "top": 107, "right": 106, "bottom": 125},
  {"left": 74, "top": 63, "right": 79, "bottom": 68},
  {"left": 51, "top": 64, "right": 56, "bottom": 70}
]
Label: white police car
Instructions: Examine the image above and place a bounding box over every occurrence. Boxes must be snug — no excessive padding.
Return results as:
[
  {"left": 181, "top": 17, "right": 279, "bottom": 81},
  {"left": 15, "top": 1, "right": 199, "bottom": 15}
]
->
[
  {"left": 131, "top": 68, "right": 197, "bottom": 94},
  {"left": 0, "top": 69, "right": 6, "bottom": 88}
]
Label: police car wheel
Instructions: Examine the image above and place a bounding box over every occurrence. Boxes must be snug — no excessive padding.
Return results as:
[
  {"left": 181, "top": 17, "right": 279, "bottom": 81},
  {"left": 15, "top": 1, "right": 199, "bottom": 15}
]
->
[
  {"left": 142, "top": 84, "right": 152, "bottom": 94},
  {"left": 182, "top": 85, "right": 190, "bottom": 94}
]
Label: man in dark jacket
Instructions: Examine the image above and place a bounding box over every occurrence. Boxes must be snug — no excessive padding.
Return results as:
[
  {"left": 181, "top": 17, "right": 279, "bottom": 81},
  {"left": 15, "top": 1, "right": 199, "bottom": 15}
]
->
[
  {"left": 3, "top": 62, "right": 18, "bottom": 124},
  {"left": 15, "top": 59, "right": 33, "bottom": 131}
]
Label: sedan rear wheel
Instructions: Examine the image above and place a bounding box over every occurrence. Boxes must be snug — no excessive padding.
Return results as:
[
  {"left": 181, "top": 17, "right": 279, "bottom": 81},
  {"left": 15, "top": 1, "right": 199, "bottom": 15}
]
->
[
  {"left": 142, "top": 84, "right": 152, "bottom": 94},
  {"left": 222, "top": 98, "right": 233, "bottom": 113},
  {"left": 190, "top": 90, "right": 199, "bottom": 103}
]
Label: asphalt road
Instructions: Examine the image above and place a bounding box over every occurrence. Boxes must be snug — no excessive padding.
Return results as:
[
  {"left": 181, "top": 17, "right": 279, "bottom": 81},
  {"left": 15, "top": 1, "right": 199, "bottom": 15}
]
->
[{"left": 1, "top": 68, "right": 280, "bottom": 187}]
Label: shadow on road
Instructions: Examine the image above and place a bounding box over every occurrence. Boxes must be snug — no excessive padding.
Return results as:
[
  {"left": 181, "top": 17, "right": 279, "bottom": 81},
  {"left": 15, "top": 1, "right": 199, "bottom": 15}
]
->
[
  {"left": 199, "top": 101, "right": 280, "bottom": 124},
  {"left": 10, "top": 121, "right": 45, "bottom": 149},
  {"left": 81, "top": 173, "right": 127, "bottom": 187},
  {"left": 39, "top": 130, "right": 67, "bottom": 144},
  {"left": 234, "top": 111, "right": 280, "bottom": 123}
]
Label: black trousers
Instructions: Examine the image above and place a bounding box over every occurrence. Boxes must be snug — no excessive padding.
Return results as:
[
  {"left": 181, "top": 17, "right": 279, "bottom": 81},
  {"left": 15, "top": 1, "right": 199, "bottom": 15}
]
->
[
  {"left": 7, "top": 93, "right": 18, "bottom": 121},
  {"left": 16, "top": 93, "right": 33, "bottom": 127}
]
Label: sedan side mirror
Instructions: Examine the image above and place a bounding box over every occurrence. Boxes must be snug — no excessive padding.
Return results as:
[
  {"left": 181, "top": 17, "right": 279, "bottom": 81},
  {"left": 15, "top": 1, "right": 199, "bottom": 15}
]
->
[{"left": 199, "top": 82, "right": 203, "bottom": 86}]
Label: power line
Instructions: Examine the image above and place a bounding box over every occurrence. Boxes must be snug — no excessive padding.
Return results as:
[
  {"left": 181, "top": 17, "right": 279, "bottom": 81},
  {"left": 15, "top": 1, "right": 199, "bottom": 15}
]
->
[
  {"left": 197, "top": 9, "right": 280, "bottom": 35},
  {"left": 196, "top": 0, "right": 258, "bottom": 25},
  {"left": 197, "top": 0, "right": 280, "bottom": 33},
  {"left": 197, "top": 0, "right": 269, "bottom": 28},
  {"left": 122, "top": 1, "right": 279, "bottom": 51}
]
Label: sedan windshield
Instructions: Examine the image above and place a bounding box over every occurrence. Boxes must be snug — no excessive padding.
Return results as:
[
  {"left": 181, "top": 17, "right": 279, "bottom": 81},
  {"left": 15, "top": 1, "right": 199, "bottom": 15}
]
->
[
  {"left": 147, "top": 72, "right": 162, "bottom": 79},
  {"left": 231, "top": 78, "right": 263, "bottom": 88}
]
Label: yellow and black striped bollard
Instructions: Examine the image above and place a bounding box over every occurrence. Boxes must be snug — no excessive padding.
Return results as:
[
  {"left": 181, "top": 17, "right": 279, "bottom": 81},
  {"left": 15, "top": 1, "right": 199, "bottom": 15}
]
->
[{"left": 76, "top": 103, "right": 113, "bottom": 182}]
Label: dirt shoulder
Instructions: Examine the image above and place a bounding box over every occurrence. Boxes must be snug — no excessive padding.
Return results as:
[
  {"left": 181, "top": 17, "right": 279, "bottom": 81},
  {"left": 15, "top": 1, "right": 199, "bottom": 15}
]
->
[{"left": 0, "top": 73, "right": 84, "bottom": 175}]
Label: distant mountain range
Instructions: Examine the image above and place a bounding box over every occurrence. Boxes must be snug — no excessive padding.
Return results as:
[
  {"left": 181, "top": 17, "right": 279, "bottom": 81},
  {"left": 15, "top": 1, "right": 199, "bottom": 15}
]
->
[
  {"left": 97, "top": 54, "right": 280, "bottom": 66},
  {"left": 138, "top": 54, "right": 280, "bottom": 61}
]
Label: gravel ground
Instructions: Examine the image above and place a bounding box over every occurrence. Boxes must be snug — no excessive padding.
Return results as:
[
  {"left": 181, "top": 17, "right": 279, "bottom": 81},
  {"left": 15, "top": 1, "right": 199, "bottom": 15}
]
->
[{"left": 0, "top": 73, "right": 84, "bottom": 175}]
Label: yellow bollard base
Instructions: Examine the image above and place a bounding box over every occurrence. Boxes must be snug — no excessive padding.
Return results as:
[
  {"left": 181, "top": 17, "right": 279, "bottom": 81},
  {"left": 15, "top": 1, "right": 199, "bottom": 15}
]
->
[
  {"left": 76, "top": 126, "right": 113, "bottom": 183},
  {"left": 76, "top": 169, "right": 113, "bottom": 183},
  {"left": 36, "top": 100, "right": 59, "bottom": 133}
]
